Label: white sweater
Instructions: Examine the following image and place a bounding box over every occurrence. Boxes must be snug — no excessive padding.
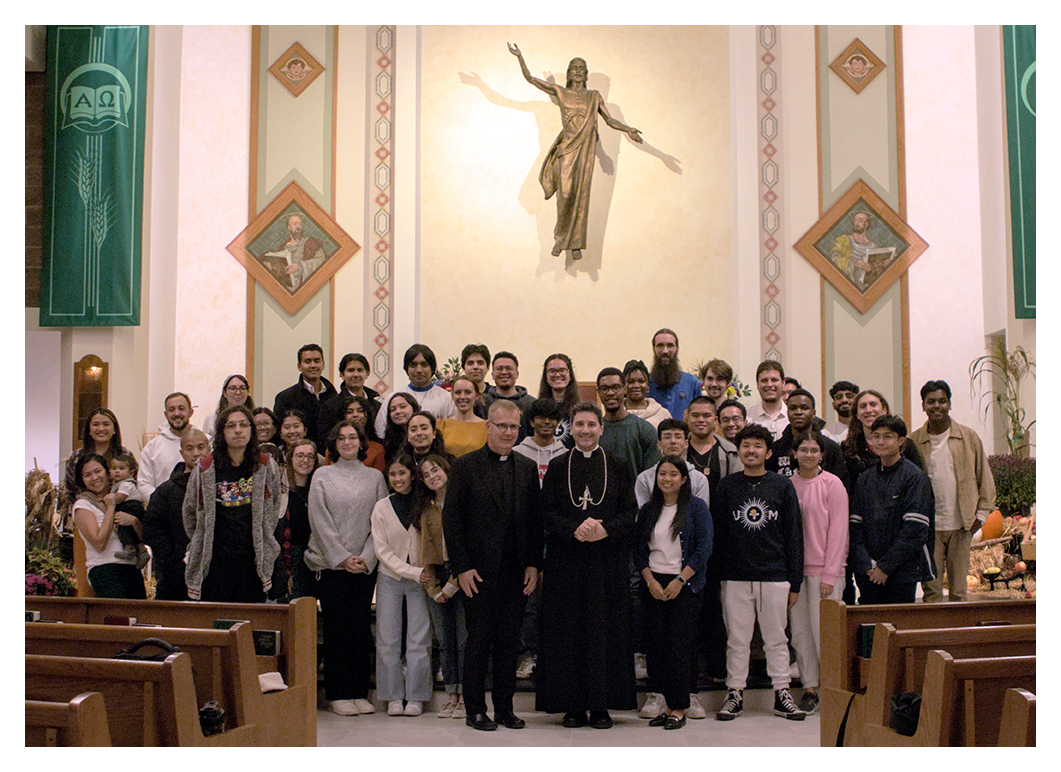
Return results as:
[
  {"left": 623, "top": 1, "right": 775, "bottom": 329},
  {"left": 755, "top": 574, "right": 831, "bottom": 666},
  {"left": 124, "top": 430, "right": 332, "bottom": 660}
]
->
[{"left": 371, "top": 495, "right": 423, "bottom": 583}]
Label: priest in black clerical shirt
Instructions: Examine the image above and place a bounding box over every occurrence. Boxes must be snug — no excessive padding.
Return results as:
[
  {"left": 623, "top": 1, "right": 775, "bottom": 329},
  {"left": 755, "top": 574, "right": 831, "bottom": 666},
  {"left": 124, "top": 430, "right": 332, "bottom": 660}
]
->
[
  {"left": 535, "top": 402, "right": 638, "bottom": 729},
  {"left": 442, "top": 400, "right": 542, "bottom": 731}
]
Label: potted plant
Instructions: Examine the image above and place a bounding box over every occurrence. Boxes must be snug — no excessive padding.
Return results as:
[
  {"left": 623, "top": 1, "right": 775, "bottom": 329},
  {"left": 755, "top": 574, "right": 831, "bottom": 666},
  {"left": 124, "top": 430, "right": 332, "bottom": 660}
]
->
[{"left": 969, "top": 337, "right": 1035, "bottom": 456}]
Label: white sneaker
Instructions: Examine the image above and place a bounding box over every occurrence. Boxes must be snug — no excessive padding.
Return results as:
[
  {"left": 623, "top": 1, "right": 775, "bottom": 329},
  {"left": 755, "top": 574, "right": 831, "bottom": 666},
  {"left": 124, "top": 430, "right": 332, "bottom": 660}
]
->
[
  {"left": 686, "top": 693, "right": 707, "bottom": 719},
  {"left": 438, "top": 701, "right": 455, "bottom": 719},
  {"left": 451, "top": 701, "right": 466, "bottom": 719},
  {"left": 435, "top": 667, "right": 444, "bottom": 683},
  {"left": 328, "top": 699, "right": 359, "bottom": 716},
  {"left": 388, "top": 700, "right": 404, "bottom": 716},
  {"left": 404, "top": 701, "right": 423, "bottom": 717},
  {"left": 638, "top": 692, "right": 665, "bottom": 719},
  {"left": 634, "top": 653, "right": 649, "bottom": 680},
  {"left": 353, "top": 698, "right": 375, "bottom": 714}
]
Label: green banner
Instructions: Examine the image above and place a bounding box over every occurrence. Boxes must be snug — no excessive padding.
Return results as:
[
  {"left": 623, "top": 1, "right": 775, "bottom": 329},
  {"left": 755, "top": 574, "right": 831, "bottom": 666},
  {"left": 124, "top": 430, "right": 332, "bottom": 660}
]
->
[
  {"left": 1003, "top": 25, "right": 1035, "bottom": 319},
  {"left": 40, "top": 25, "right": 148, "bottom": 326}
]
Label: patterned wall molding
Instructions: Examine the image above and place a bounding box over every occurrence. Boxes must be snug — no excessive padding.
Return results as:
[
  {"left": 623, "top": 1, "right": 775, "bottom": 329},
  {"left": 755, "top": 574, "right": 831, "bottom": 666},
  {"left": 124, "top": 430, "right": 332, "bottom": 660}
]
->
[
  {"left": 757, "top": 25, "right": 784, "bottom": 364},
  {"left": 367, "top": 26, "right": 395, "bottom": 396}
]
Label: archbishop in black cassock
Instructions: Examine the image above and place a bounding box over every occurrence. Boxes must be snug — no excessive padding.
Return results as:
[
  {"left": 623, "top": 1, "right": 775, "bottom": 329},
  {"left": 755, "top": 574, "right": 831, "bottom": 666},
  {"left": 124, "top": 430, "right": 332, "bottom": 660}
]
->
[{"left": 535, "top": 443, "right": 639, "bottom": 716}]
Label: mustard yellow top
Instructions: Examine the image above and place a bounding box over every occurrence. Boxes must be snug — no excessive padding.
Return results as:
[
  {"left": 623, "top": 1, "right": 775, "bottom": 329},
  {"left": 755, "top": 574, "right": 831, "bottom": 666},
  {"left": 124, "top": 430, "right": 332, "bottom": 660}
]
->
[{"left": 437, "top": 418, "right": 488, "bottom": 458}]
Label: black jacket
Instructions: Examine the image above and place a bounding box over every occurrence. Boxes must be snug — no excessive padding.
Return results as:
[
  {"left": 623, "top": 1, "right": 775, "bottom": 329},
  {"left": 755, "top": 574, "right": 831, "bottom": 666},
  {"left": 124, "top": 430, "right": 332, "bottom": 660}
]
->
[
  {"left": 317, "top": 383, "right": 382, "bottom": 443},
  {"left": 442, "top": 445, "right": 543, "bottom": 581},
  {"left": 272, "top": 375, "right": 339, "bottom": 448},
  {"left": 143, "top": 462, "right": 191, "bottom": 600}
]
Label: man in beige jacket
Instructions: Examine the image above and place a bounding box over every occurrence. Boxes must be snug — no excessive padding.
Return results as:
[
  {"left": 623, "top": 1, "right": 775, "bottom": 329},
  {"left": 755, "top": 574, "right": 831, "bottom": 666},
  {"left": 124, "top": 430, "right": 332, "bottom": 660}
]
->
[{"left": 910, "top": 380, "right": 996, "bottom": 602}]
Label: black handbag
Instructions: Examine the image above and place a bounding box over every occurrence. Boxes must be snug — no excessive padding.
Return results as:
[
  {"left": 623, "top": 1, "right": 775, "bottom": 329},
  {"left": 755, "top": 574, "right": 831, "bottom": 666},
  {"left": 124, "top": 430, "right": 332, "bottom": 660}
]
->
[
  {"left": 113, "top": 637, "right": 181, "bottom": 661},
  {"left": 889, "top": 691, "right": 921, "bottom": 736}
]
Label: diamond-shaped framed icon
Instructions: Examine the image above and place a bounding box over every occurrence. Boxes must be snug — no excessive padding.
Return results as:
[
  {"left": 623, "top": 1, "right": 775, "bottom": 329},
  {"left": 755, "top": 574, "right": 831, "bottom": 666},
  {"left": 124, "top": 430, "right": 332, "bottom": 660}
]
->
[
  {"left": 794, "top": 179, "right": 928, "bottom": 314},
  {"left": 226, "top": 181, "right": 360, "bottom": 316},
  {"left": 268, "top": 42, "right": 324, "bottom": 98},
  {"left": 830, "top": 38, "right": 886, "bottom": 95}
]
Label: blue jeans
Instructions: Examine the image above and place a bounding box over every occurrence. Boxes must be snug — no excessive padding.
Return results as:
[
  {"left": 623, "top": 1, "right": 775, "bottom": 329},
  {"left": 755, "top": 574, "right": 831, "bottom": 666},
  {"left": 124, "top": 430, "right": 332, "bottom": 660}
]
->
[
  {"left": 427, "top": 587, "right": 467, "bottom": 695},
  {"left": 375, "top": 573, "right": 433, "bottom": 702}
]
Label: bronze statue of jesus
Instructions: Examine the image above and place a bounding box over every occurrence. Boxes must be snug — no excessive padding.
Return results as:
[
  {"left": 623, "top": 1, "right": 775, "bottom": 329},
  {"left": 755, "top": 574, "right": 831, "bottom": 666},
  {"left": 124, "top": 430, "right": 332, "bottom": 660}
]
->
[{"left": 509, "top": 43, "right": 643, "bottom": 260}]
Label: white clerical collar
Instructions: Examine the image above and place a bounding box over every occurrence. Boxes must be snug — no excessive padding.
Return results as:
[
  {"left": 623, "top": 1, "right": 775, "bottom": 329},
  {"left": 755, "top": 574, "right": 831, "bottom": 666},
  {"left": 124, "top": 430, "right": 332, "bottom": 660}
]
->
[{"left": 577, "top": 445, "right": 599, "bottom": 458}]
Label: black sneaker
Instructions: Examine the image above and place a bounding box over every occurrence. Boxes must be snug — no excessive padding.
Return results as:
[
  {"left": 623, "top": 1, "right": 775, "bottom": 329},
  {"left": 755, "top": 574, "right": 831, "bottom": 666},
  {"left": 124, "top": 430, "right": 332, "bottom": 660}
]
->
[
  {"left": 716, "top": 689, "right": 743, "bottom": 720},
  {"left": 798, "top": 690, "right": 819, "bottom": 714},
  {"left": 773, "top": 688, "right": 806, "bottom": 720}
]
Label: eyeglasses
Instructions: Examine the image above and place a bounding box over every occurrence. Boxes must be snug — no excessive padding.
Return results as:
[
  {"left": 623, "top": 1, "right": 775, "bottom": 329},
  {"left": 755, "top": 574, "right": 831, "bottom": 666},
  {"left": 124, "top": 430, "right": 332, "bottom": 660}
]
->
[
  {"left": 598, "top": 384, "right": 624, "bottom": 393},
  {"left": 224, "top": 420, "right": 252, "bottom": 430},
  {"left": 292, "top": 452, "right": 316, "bottom": 461},
  {"left": 546, "top": 368, "right": 569, "bottom": 377},
  {"left": 494, "top": 366, "right": 516, "bottom": 373},
  {"left": 489, "top": 421, "right": 520, "bottom": 433},
  {"left": 225, "top": 385, "right": 249, "bottom": 394}
]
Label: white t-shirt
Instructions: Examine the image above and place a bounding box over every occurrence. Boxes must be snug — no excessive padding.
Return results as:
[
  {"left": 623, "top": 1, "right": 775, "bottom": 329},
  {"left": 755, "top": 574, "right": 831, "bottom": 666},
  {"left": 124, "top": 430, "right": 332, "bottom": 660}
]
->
[
  {"left": 74, "top": 496, "right": 134, "bottom": 572},
  {"left": 927, "top": 430, "right": 960, "bottom": 530},
  {"left": 648, "top": 504, "right": 683, "bottom": 574}
]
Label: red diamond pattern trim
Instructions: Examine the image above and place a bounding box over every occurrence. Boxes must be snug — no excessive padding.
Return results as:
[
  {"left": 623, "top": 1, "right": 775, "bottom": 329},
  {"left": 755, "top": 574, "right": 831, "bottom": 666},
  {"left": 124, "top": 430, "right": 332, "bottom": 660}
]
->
[
  {"left": 378, "top": 55, "right": 391, "bottom": 69},
  {"left": 377, "top": 101, "right": 390, "bottom": 115},
  {"left": 766, "top": 284, "right": 779, "bottom": 298},
  {"left": 375, "top": 379, "right": 389, "bottom": 392},
  {"left": 764, "top": 190, "right": 777, "bottom": 203},
  {"left": 375, "top": 239, "right": 389, "bottom": 253},
  {"left": 375, "top": 286, "right": 389, "bottom": 300},
  {"left": 763, "top": 144, "right": 776, "bottom": 157},
  {"left": 762, "top": 52, "right": 775, "bottom": 65},
  {"left": 765, "top": 237, "right": 778, "bottom": 251},
  {"left": 376, "top": 146, "right": 391, "bottom": 160},
  {"left": 762, "top": 97, "right": 776, "bottom": 110},
  {"left": 375, "top": 192, "right": 390, "bottom": 207},
  {"left": 766, "top": 331, "right": 780, "bottom": 345},
  {"left": 375, "top": 334, "right": 388, "bottom": 347}
]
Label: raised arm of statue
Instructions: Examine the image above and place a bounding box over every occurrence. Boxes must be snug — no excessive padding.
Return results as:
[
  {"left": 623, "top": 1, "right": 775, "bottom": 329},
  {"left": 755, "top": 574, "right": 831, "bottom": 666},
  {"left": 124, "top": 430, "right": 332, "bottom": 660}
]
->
[{"left": 508, "top": 42, "right": 557, "bottom": 95}]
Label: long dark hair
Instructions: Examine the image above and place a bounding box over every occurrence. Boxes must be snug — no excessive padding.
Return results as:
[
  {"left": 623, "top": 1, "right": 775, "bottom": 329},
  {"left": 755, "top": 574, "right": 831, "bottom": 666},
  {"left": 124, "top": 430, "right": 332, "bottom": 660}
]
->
[
  {"left": 215, "top": 374, "right": 255, "bottom": 416},
  {"left": 538, "top": 353, "right": 579, "bottom": 418},
  {"left": 326, "top": 419, "right": 368, "bottom": 462},
  {"left": 252, "top": 406, "right": 281, "bottom": 446},
  {"left": 383, "top": 392, "right": 420, "bottom": 460},
  {"left": 338, "top": 392, "right": 379, "bottom": 441},
  {"left": 410, "top": 453, "right": 451, "bottom": 530},
  {"left": 642, "top": 455, "right": 692, "bottom": 541},
  {"left": 214, "top": 404, "right": 260, "bottom": 475},
  {"left": 74, "top": 452, "right": 111, "bottom": 494},
  {"left": 842, "top": 389, "right": 890, "bottom": 459},
  {"left": 81, "top": 407, "right": 123, "bottom": 459},
  {"left": 401, "top": 410, "right": 448, "bottom": 459}
]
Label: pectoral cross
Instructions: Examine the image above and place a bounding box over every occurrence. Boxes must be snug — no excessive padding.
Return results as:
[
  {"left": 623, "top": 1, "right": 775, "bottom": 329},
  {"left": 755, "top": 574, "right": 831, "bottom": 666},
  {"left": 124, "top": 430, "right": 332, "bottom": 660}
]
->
[{"left": 577, "top": 485, "right": 593, "bottom": 511}]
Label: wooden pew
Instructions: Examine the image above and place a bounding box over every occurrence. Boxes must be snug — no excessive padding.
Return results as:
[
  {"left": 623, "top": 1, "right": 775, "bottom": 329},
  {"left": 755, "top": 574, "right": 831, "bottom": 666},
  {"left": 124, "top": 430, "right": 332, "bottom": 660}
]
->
[
  {"left": 26, "top": 621, "right": 265, "bottom": 739},
  {"left": 819, "top": 598, "right": 1036, "bottom": 747},
  {"left": 997, "top": 687, "right": 1035, "bottom": 746},
  {"left": 25, "top": 652, "right": 262, "bottom": 746},
  {"left": 25, "top": 596, "right": 316, "bottom": 746},
  {"left": 26, "top": 691, "right": 111, "bottom": 746},
  {"left": 861, "top": 623, "right": 1036, "bottom": 745},
  {"left": 866, "top": 650, "right": 1036, "bottom": 746}
]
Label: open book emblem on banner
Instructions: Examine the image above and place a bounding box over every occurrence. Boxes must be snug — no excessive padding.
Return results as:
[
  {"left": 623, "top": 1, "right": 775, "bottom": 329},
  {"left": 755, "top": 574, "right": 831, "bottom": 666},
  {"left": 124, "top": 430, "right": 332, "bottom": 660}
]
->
[{"left": 59, "top": 63, "right": 133, "bottom": 133}]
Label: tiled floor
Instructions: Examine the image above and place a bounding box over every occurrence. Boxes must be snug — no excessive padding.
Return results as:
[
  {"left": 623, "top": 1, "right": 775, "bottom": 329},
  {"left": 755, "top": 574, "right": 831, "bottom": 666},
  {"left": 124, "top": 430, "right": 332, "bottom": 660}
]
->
[{"left": 316, "top": 689, "right": 820, "bottom": 747}]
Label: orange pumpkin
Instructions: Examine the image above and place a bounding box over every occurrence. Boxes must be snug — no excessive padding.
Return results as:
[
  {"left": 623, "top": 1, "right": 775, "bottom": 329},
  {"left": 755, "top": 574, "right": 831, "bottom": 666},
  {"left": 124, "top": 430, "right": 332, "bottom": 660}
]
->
[{"left": 981, "top": 510, "right": 1004, "bottom": 541}]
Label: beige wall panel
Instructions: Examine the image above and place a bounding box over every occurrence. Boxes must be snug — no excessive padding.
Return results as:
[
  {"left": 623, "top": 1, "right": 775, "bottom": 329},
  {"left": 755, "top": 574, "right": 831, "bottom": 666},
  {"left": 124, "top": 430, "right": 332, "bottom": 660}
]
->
[
  {"left": 261, "top": 25, "right": 330, "bottom": 203},
  {"left": 904, "top": 25, "right": 992, "bottom": 447},
  {"left": 174, "top": 25, "right": 252, "bottom": 428},
  {"left": 825, "top": 281, "right": 903, "bottom": 417},
  {"left": 823, "top": 26, "right": 893, "bottom": 203},
  {"left": 419, "top": 25, "right": 732, "bottom": 380},
  {"left": 332, "top": 27, "right": 369, "bottom": 372},
  {"left": 255, "top": 285, "right": 328, "bottom": 406}
]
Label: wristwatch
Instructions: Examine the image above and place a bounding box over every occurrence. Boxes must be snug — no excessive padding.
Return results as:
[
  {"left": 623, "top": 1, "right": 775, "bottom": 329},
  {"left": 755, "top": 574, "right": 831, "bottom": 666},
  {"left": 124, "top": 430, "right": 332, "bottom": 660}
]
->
[{"left": 677, "top": 575, "right": 687, "bottom": 585}]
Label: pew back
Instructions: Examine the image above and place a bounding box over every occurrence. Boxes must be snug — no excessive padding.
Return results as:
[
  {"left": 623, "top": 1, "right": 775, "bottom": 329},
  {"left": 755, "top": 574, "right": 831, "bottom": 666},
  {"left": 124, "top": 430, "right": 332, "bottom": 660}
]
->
[
  {"left": 997, "top": 687, "right": 1036, "bottom": 747},
  {"left": 25, "top": 691, "right": 111, "bottom": 747}
]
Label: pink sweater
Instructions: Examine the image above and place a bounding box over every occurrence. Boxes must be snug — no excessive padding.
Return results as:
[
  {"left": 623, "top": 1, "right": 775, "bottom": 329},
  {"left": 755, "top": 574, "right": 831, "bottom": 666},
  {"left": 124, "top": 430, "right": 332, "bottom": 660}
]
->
[{"left": 790, "top": 470, "right": 849, "bottom": 586}]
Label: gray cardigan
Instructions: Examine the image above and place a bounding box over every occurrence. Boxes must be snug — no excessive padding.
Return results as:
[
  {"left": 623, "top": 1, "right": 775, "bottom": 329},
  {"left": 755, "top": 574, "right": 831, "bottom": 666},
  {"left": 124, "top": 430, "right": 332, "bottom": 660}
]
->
[
  {"left": 182, "top": 453, "right": 281, "bottom": 600},
  {"left": 304, "top": 457, "right": 388, "bottom": 572}
]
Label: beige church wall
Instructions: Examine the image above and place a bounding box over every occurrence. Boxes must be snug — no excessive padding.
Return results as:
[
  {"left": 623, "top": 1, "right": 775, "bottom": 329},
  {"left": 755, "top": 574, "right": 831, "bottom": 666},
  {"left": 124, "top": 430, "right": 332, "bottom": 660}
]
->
[
  {"left": 417, "top": 25, "right": 733, "bottom": 383},
  {"left": 173, "top": 26, "right": 252, "bottom": 426},
  {"left": 904, "top": 25, "right": 993, "bottom": 449}
]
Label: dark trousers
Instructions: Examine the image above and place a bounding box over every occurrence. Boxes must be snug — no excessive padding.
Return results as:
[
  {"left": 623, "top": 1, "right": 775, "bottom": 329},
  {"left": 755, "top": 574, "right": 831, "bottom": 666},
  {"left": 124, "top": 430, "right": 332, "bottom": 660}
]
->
[
  {"left": 87, "top": 563, "right": 146, "bottom": 599},
  {"left": 641, "top": 572, "right": 703, "bottom": 711},
  {"left": 462, "top": 564, "right": 527, "bottom": 716},
  {"left": 200, "top": 553, "right": 266, "bottom": 603},
  {"left": 697, "top": 566, "right": 728, "bottom": 680},
  {"left": 317, "top": 568, "right": 376, "bottom": 701},
  {"left": 856, "top": 578, "right": 917, "bottom": 605}
]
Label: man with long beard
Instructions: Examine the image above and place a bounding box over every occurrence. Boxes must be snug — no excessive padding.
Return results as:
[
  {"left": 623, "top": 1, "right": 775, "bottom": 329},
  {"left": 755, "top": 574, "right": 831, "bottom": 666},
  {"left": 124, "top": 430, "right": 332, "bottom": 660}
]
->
[{"left": 647, "top": 328, "right": 702, "bottom": 421}]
